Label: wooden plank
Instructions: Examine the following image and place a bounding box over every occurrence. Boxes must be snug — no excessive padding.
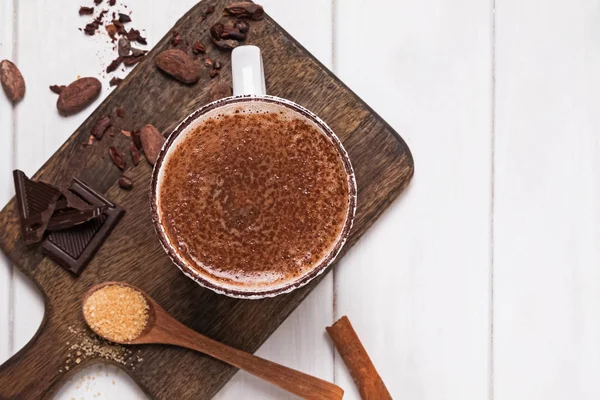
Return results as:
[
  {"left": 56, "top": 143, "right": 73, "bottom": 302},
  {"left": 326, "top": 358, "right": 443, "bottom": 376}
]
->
[
  {"left": 0, "top": 0, "right": 413, "bottom": 399},
  {"left": 494, "top": 0, "right": 600, "bottom": 398},
  {"left": 0, "top": 0, "right": 15, "bottom": 367},
  {"left": 333, "top": 0, "right": 493, "bottom": 398}
]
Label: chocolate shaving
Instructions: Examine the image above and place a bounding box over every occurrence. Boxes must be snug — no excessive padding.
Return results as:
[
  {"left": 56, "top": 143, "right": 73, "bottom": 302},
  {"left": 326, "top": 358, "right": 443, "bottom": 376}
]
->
[
  {"left": 49, "top": 85, "right": 66, "bottom": 94},
  {"left": 94, "top": 0, "right": 102, "bottom": 5},
  {"left": 210, "top": 69, "right": 218, "bottom": 78},
  {"left": 213, "top": 60, "right": 222, "bottom": 70},
  {"left": 116, "top": 107, "right": 125, "bottom": 118},
  {"left": 91, "top": 114, "right": 111, "bottom": 140},
  {"left": 79, "top": 6, "right": 94, "bottom": 15},
  {"left": 109, "top": 146, "right": 126, "bottom": 170},
  {"left": 109, "top": 0, "right": 116, "bottom": 5}
]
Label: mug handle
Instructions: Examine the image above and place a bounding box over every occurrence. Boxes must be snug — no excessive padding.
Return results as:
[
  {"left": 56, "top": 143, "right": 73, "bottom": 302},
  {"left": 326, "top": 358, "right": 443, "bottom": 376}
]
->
[{"left": 231, "top": 45, "right": 266, "bottom": 96}]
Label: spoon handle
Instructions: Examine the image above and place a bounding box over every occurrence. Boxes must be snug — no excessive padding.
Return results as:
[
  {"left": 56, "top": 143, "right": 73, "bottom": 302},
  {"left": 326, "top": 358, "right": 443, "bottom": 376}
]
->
[{"left": 174, "top": 326, "right": 344, "bottom": 399}]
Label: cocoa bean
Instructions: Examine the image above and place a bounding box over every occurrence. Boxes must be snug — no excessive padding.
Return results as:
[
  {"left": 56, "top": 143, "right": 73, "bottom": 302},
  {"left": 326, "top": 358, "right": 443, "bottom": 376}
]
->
[{"left": 57, "top": 77, "right": 101, "bottom": 115}]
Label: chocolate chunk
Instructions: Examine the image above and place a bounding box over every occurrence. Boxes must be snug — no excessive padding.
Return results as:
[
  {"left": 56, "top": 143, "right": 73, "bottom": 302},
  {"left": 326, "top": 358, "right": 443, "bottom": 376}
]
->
[
  {"left": 43, "top": 178, "right": 125, "bottom": 276},
  {"left": 106, "top": 24, "right": 118, "bottom": 40},
  {"left": 118, "top": 37, "right": 131, "bottom": 57},
  {"left": 106, "top": 56, "right": 123, "bottom": 73},
  {"left": 118, "top": 13, "right": 131, "bottom": 23},
  {"left": 126, "top": 28, "right": 147, "bottom": 45},
  {"left": 91, "top": 114, "right": 111, "bottom": 139},
  {"left": 109, "top": 146, "right": 126, "bottom": 170},
  {"left": 13, "top": 170, "right": 61, "bottom": 245},
  {"left": 109, "top": 76, "right": 123, "bottom": 86},
  {"left": 112, "top": 19, "right": 127, "bottom": 35},
  {"left": 123, "top": 55, "right": 144, "bottom": 66},
  {"left": 79, "top": 6, "right": 94, "bottom": 15}
]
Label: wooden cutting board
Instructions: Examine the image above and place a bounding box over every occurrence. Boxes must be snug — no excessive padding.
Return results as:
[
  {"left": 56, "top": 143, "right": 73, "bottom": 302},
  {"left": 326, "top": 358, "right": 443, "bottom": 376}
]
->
[{"left": 0, "top": 1, "right": 414, "bottom": 398}]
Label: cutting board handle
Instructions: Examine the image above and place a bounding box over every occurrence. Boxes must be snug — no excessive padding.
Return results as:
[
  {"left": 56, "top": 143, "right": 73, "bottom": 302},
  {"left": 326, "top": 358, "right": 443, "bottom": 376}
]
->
[{"left": 0, "top": 317, "right": 67, "bottom": 400}]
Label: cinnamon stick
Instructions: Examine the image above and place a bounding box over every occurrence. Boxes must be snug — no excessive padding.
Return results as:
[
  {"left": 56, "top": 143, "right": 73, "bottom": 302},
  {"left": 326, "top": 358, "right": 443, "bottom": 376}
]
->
[{"left": 326, "top": 316, "right": 392, "bottom": 400}]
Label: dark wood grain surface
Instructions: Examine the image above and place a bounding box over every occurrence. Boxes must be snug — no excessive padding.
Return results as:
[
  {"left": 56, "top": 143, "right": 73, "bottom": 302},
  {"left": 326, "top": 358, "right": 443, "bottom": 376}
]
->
[{"left": 0, "top": 1, "right": 414, "bottom": 398}]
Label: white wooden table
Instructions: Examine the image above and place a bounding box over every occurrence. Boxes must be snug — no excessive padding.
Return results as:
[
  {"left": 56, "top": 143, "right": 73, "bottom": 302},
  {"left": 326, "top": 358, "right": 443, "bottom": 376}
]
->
[{"left": 2, "top": 0, "right": 599, "bottom": 398}]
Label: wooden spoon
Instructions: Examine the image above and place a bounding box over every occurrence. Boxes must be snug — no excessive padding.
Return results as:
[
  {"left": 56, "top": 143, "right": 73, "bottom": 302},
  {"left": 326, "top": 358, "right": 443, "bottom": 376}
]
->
[{"left": 83, "top": 282, "right": 344, "bottom": 400}]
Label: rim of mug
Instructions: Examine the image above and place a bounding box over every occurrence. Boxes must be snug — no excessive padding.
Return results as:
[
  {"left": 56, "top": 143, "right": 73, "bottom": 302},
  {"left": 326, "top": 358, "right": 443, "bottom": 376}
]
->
[{"left": 150, "top": 95, "right": 357, "bottom": 299}]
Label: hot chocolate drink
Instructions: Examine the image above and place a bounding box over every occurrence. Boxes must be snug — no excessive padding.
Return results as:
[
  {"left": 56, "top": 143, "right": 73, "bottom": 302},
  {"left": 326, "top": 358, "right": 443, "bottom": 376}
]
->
[{"left": 157, "top": 102, "right": 351, "bottom": 292}]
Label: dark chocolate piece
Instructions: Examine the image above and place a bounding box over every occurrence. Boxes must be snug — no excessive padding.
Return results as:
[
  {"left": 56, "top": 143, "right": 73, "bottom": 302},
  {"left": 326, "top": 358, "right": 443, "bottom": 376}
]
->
[
  {"left": 45, "top": 188, "right": 109, "bottom": 230},
  {"left": 14, "top": 170, "right": 109, "bottom": 242},
  {"left": 43, "top": 178, "right": 124, "bottom": 276},
  {"left": 24, "top": 205, "right": 107, "bottom": 232},
  {"left": 13, "top": 170, "right": 61, "bottom": 244}
]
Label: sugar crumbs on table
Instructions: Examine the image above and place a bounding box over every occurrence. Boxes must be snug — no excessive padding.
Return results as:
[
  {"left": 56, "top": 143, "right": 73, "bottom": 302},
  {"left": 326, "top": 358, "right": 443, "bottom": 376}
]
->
[
  {"left": 83, "top": 285, "right": 149, "bottom": 342},
  {"left": 63, "top": 325, "right": 143, "bottom": 368}
]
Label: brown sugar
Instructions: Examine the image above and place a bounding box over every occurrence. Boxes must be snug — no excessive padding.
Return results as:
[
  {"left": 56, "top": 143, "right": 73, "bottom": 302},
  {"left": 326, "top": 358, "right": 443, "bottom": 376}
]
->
[{"left": 83, "top": 285, "right": 149, "bottom": 342}]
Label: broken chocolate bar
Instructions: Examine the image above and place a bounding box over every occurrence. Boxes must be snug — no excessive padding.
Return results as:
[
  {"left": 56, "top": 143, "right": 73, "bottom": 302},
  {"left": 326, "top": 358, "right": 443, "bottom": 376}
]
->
[
  {"left": 43, "top": 178, "right": 124, "bottom": 275},
  {"left": 13, "top": 170, "right": 108, "bottom": 243},
  {"left": 13, "top": 170, "right": 61, "bottom": 244}
]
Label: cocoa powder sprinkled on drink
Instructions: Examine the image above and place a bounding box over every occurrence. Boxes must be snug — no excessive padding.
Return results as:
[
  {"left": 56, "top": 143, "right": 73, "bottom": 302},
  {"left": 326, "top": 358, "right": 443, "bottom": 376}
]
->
[{"left": 83, "top": 285, "right": 149, "bottom": 342}]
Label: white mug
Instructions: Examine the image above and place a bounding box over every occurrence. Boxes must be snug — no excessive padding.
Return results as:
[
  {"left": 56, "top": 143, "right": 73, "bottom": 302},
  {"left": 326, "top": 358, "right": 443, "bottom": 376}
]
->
[{"left": 151, "top": 46, "right": 357, "bottom": 299}]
